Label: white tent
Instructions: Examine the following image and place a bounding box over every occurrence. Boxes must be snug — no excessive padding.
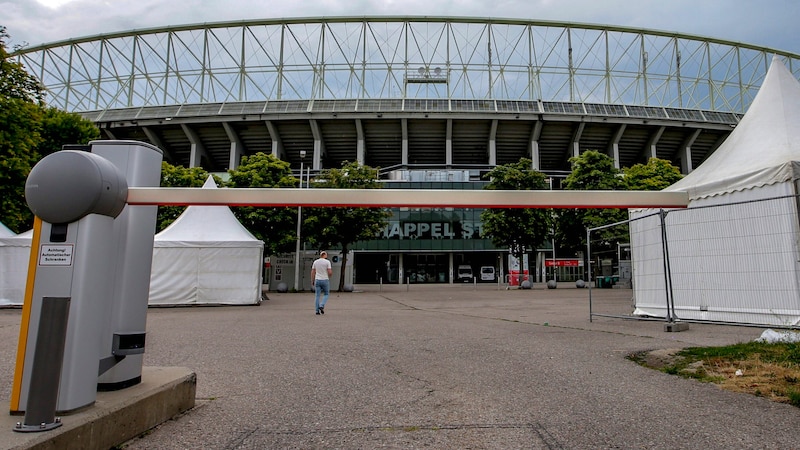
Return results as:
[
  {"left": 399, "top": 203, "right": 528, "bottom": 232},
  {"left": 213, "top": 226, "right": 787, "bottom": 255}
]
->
[
  {"left": 631, "top": 57, "right": 800, "bottom": 326},
  {"left": 0, "top": 222, "right": 14, "bottom": 237},
  {"left": 149, "top": 177, "right": 265, "bottom": 305},
  {"left": 0, "top": 229, "right": 32, "bottom": 306}
]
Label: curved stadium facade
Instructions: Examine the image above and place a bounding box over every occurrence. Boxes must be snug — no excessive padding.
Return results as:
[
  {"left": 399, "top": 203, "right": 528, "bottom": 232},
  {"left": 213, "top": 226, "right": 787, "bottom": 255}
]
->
[{"left": 14, "top": 17, "right": 800, "bottom": 285}]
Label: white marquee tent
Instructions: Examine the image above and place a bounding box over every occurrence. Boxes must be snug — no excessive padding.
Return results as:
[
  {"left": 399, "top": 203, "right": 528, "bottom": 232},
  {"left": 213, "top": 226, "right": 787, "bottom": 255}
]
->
[
  {"left": 149, "top": 177, "right": 265, "bottom": 305},
  {"left": 0, "top": 228, "right": 32, "bottom": 306},
  {"left": 630, "top": 57, "right": 800, "bottom": 326},
  {"left": 0, "top": 222, "right": 14, "bottom": 237}
]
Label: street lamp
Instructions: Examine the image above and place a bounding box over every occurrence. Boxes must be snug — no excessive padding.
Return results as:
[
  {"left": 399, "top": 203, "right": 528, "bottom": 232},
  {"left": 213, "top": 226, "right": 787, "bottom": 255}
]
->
[{"left": 293, "top": 150, "right": 306, "bottom": 291}]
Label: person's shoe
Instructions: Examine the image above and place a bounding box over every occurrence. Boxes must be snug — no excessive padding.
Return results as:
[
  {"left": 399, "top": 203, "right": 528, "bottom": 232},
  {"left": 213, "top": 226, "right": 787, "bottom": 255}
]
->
[
  {"left": 316, "top": 311, "right": 320, "bottom": 315},
  {"left": 319, "top": 306, "right": 325, "bottom": 314}
]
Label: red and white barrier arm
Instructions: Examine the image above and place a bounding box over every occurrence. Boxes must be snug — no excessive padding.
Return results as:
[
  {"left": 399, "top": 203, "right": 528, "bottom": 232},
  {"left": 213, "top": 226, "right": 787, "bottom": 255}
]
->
[{"left": 126, "top": 188, "right": 689, "bottom": 209}]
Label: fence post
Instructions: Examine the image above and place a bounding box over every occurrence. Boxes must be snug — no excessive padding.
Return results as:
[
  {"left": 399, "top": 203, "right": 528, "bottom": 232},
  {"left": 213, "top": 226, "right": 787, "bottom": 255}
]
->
[
  {"left": 659, "top": 209, "right": 676, "bottom": 323},
  {"left": 587, "top": 227, "right": 593, "bottom": 322}
]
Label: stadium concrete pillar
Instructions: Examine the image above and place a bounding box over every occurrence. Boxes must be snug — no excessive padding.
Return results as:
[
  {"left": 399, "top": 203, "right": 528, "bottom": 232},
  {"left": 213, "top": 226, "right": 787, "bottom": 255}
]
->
[
  {"left": 645, "top": 126, "right": 665, "bottom": 161},
  {"left": 678, "top": 129, "right": 701, "bottom": 174},
  {"left": 355, "top": 119, "right": 365, "bottom": 165},
  {"left": 446, "top": 119, "right": 453, "bottom": 166},
  {"left": 529, "top": 121, "right": 542, "bottom": 170},
  {"left": 181, "top": 124, "right": 210, "bottom": 168},
  {"left": 488, "top": 119, "right": 497, "bottom": 166},
  {"left": 608, "top": 124, "right": 626, "bottom": 169},
  {"left": 309, "top": 119, "right": 324, "bottom": 170},
  {"left": 142, "top": 127, "right": 172, "bottom": 163},
  {"left": 102, "top": 128, "right": 117, "bottom": 140},
  {"left": 570, "top": 122, "right": 585, "bottom": 158},
  {"left": 223, "top": 122, "right": 244, "bottom": 170},
  {"left": 401, "top": 119, "right": 409, "bottom": 166},
  {"left": 265, "top": 120, "right": 285, "bottom": 160}
]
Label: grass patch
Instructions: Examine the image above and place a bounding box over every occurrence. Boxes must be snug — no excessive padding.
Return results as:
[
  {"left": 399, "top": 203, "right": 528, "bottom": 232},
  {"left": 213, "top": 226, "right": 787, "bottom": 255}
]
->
[{"left": 630, "top": 341, "right": 800, "bottom": 407}]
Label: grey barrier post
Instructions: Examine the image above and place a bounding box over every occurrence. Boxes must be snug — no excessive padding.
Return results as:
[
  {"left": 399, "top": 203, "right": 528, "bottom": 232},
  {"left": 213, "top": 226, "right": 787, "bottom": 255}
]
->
[
  {"left": 12, "top": 146, "right": 138, "bottom": 431},
  {"left": 14, "top": 297, "right": 70, "bottom": 432}
]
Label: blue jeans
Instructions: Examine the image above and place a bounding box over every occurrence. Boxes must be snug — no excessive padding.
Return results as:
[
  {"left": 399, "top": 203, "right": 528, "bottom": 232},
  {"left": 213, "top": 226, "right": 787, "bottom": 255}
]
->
[{"left": 315, "top": 279, "right": 330, "bottom": 312}]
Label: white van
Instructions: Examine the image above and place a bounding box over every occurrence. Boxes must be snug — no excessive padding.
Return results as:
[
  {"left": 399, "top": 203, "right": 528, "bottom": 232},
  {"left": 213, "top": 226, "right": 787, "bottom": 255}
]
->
[
  {"left": 480, "top": 266, "right": 496, "bottom": 282},
  {"left": 457, "top": 265, "right": 473, "bottom": 282}
]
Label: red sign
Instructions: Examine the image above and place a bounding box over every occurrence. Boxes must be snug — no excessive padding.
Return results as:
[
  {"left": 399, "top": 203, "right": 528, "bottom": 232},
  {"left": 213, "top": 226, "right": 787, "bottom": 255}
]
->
[
  {"left": 508, "top": 270, "right": 529, "bottom": 286},
  {"left": 545, "top": 259, "right": 581, "bottom": 267}
]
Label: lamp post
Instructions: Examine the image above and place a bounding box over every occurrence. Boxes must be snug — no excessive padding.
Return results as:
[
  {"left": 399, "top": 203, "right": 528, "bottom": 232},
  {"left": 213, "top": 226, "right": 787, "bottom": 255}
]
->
[{"left": 293, "top": 150, "right": 306, "bottom": 291}]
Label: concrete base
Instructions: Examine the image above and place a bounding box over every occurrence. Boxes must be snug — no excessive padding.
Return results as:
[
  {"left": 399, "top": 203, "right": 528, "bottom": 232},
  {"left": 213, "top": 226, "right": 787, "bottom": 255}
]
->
[
  {"left": 664, "top": 322, "right": 690, "bottom": 332},
  {"left": 1, "top": 366, "right": 195, "bottom": 450}
]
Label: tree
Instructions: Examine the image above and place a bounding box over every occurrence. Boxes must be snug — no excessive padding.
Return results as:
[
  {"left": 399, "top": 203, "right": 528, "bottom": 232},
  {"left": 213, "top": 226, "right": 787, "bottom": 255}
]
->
[
  {"left": 623, "top": 157, "right": 683, "bottom": 191},
  {"left": 1, "top": 27, "right": 101, "bottom": 233},
  {"left": 303, "top": 162, "right": 391, "bottom": 291},
  {"left": 0, "top": 26, "right": 44, "bottom": 104},
  {"left": 225, "top": 152, "right": 298, "bottom": 256},
  {"left": 480, "top": 158, "right": 552, "bottom": 286},
  {"left": 0, "top": 26, "right": 44, "bottom": 232},
  {"left": 560, "top": 150, "right": 628, "bottom": 276},
  {"left": 36, "top": 107, "right": 101, "bottom": 158},
  {"left": 157, "top": 162, "right": 214, "bottom": 232}
]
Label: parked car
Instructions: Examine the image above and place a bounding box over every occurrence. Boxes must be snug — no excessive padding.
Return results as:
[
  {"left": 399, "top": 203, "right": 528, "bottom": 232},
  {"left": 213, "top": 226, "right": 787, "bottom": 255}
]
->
[
  {"left": 457, "top": 265, "right": 473, "bottom": 282},
  {"left": 480, "top": 266, "right": 496, "bottom": 282}
]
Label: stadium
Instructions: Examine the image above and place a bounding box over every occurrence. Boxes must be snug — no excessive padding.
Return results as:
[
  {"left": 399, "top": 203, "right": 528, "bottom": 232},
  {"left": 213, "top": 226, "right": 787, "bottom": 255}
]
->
[{"left": 12, "top": 16, "right": 800, "bottom": 286}]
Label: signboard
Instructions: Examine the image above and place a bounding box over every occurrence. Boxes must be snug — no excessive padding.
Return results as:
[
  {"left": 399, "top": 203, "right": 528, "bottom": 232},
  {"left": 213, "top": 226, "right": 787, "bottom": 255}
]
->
[
  {"left": 39, "top": 244, "right": 74, "bottom": 266},
  {"left": 508, "top": 253, "right": 530, "bottom": 286},
  {"left": 381, "top": 221, "right": 485, "bottom": 239},
  {"left": 545, "top": 259, "right": 582, "bottom": 267}
]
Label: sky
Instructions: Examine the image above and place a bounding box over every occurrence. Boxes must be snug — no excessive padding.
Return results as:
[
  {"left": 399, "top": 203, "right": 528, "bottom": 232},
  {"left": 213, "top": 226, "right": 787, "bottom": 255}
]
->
[{"left": 2, "top": 0, "right": 798, "bottom": 53}]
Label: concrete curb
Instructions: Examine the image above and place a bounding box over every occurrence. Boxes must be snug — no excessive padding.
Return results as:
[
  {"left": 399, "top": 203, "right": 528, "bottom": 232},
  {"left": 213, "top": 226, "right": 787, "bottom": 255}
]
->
[{"left": 1, "top": 366, "right": 196, "bottom": 450}]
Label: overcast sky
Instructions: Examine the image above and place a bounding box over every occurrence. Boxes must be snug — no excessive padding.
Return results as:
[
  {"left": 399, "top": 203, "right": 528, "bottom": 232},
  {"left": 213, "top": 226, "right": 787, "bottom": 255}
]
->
[{"left": 3, "top": 0, "right": 798, "bottom": 53}]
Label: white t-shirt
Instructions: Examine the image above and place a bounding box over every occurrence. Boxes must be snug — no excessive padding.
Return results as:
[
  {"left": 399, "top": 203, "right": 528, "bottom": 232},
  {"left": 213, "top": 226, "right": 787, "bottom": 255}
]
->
[{"left": 312, "top": 257, "right": 332, "bottom": 280}]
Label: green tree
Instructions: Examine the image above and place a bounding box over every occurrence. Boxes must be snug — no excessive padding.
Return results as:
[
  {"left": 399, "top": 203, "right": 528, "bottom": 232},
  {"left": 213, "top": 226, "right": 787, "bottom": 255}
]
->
[
  {"left": 0, "top": 26, "right": 44, "bottom": 232},
  {"left": 560, "top": 150, "right": 628, "bottom": 273},
  {"left": 480, "top": 158, "right": 552, "bottom": 286},
  {"left": 157, "top": 162, "right": 214, "bottom": 232},
  {"left": 225, "top": 152, "right": 298, "bottom": 256},
  {"left": 0, "top": 27, "right": 44, "bottom": 104},
  {"left": 304, "top": 162, "right": 391, "bottom": 291},
  {"left": 623, "top": 157, "right": 683, "bottom": 190},
  {"left": 1, "top": 27, "right": 101, "bottom": 233},
  {"left": 36, "top": 107, "right": 100, "bottom": 158}
]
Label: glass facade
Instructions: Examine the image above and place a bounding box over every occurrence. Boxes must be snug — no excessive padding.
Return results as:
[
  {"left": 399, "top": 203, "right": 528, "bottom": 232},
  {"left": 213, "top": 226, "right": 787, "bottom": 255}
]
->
[{"left": 351, "top": 180, "right": 506, "bottom": 284}]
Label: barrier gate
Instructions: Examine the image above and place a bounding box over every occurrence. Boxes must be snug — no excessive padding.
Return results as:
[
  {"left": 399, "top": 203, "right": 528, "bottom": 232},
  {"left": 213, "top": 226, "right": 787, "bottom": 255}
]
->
[{"left": 10, "top": 140, "right": 688, "bottom": 432}]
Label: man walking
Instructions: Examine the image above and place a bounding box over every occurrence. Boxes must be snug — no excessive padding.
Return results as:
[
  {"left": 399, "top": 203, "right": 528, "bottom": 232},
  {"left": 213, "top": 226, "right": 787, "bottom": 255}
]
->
[{"left": 311, "top": 251, "right": 333, "bottom": 315}]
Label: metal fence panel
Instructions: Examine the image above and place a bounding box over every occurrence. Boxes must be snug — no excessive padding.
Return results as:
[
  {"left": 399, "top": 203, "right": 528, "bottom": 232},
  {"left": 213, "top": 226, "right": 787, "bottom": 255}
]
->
[{"left": 592, "top": 191, "right": 800, "bottom": 329}]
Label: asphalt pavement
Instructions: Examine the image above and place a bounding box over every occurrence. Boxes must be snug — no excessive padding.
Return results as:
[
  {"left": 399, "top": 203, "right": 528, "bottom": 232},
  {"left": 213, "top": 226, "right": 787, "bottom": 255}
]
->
[{"left": 1, "top": 284, "right": 797, "bottom": 449}]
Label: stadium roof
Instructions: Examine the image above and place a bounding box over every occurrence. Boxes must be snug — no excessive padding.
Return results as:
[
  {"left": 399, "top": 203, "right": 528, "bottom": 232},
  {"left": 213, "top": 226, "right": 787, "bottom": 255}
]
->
[{"left": 13, "top": 17, "right": 800, "bottom": 175}]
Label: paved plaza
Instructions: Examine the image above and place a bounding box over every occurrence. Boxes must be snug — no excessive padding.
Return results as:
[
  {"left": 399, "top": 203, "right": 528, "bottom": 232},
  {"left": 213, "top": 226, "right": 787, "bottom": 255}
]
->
[{"left": 1, "top": 285, "right": 798, "bottom": 448}]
